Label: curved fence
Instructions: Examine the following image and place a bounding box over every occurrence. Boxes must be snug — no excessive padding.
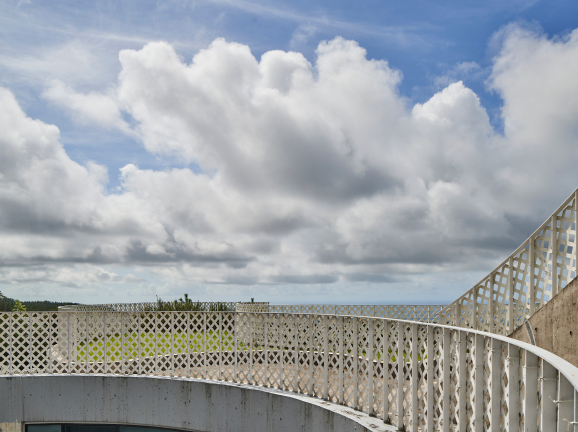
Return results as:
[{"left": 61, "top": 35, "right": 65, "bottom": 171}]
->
[
  {"left": 236, "top": 303, "right": 446, "bottom": 322},
  {"left": 57, "top": 189, "right": 578, "bottom": 338},
  {"left": 58, "top": 301, "right": 238, "bottom": 312},
  {"left": 1, "top": 310, "right": 577, "bottom": 431}
]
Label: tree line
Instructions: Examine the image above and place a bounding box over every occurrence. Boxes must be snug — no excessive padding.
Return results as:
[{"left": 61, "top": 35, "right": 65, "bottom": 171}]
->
[{"left": 0, "top": 291, "right": 77, "bottom": 312}]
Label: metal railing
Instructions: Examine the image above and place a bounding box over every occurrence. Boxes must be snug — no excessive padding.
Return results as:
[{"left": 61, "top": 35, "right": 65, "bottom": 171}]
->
[
  {"left": 440, "top": 188, "right": 578, "bottom": 335},
  {"left": 57, "top": 189, "right": 578, "bottom": 337},
  {"left": 58, "top": 302, "right": 238, "bottom": 312},
  {"left": 236, "top": 303, "right": 446, "bottom": 322},
  {"left": 2, "top": 310, "right": 577, "bottom": 431}
]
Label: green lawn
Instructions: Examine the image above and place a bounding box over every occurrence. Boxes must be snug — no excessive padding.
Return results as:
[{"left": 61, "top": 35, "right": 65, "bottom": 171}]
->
[{"left": 74, "top": 330, "right": 239, "bottom": 362}]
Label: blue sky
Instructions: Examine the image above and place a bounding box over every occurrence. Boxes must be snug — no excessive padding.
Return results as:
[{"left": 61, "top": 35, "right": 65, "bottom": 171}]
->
[
  {"left": 1, "top": 0, "right": 578, "bottom": 304},
  {"left": 3, "top": 0, "right": 578, "bottom": 191}
]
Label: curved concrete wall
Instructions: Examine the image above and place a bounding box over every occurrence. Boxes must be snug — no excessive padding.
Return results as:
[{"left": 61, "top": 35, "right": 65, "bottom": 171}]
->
[{"left": 0, "top": 375, "right": 395, "bottom": 432}]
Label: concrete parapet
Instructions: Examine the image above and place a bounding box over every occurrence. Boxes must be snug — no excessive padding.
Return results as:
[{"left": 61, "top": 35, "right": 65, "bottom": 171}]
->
[
  {"left": 510, "top": 276, "right": 578, "bottom": 367},
  {"left": 0, "top": 375, "right": 396, "bottom": 432}
]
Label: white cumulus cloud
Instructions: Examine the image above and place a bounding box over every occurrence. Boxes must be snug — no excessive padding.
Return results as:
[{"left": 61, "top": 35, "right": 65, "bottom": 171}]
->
[{"left": 2, "top": 25, "right": 578, "bottom": 301}]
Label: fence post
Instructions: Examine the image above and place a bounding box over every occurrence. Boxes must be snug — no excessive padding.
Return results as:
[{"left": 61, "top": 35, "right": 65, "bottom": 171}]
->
[
  {"left": 294, "top": 314, "right": 299, "bottom": 393},
  {"left": 473, "top": 287, "right": 478, "bottom": 329},
  {"left": 154, "top": 313, "right": 158, "bottom": 377},
  {"left": 490, "top": 338, "right": 501, "bottom": 431},
  {"left": 455, "top": 302, "right": 460, "bottom": 327},
  {"left": 383, "top": 319, "right": 389, "bottom": 422},
  {"left": 457, "top": 331, "right": 467, "bottom": 432},
  {"left": 219, "top": 312, "right": 223, "bottom": 382},
  {"left": 85, "top": 312, "right": 89, "bottom": 374},
  {"left": 352, "top": 316, "right": 359, "bottom": 409},
  {"left": 308, "top": 314, "right": 314, "bottom": 396},
  {"left": 264, "top": 313, "right": 268, "bottom": 386},
  {"left": 529, "top": 240, "right": 536, "bottom": 317},
  {"left": 170, "top": 312, "right": 174, "bottom": 378},
  {"left": 442, "top": 327, "right": 451, "bottom": 432},
  {"left": 367, "top": 318, "right": 374, "bottom": 415},
  {"left": 249, "top": 314, "right": 253, "bottom": 385},
  {"left": 323, "top": 315, "right": 329, "bottom": 401},
  {"left": 103, "top": 312, "right": 107, "bottom": 375},
  {"left": 339, "top": 316, "right": 344, "bottom": 405},
  {"left": 574, "top": 389, "right": 578, "bottom": 432},
  {"left": 426, "top": 326, "right": 434, "bottom": 432},
  {"left": 48, "top": 313, "right": 52, "bottom": 374},
  {"left": 558, "top": 374, "right": 574, "bottom": 432},
  {"left": 280, "top": 314, "right": 285, "bottom": 390},
  {"left": 28, "top": 313, "right": 32, "bottom": 374},
  {"left": 507, "top": 344, "right": 520, "bottom": 432},
  {"left": 474, "top": 334, "right": 484, "bottom": 432},
  {"left": 137, "top": 313, "right": 141, "bottom": 375},
  {"left": 67, "top": 312, "right": 71, "bottom": 374},
  {"left": 541, "top": 360, "right": 557, "bottom": 431},
  {"left": 411, "top": 323, "right": 418, "bottom": 430},
  {"left": 508, "top": 256, "right": 515, "bottom": 333},
  {"left": 397, "top": 321, "right": 405, "bottom": 429},
  {"left": 551, "top": 214, "right": 559, "bottom": 296},
  {"left": 187, "top": 312, "right": 191, "bottom": 379},
  {"left": 489, "top": 272, "right": 495, "bottom": 334},
  {"left": 524, "top": 350, "right": 538, "bottom": 432},
  {"left": 120, "top": 312, "right": 124, "bottom": 375}
]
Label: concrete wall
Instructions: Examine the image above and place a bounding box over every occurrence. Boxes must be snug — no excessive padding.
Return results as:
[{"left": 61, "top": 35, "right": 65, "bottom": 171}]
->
[
  {"left": 0, "top": 375, "right": 396, "bottom": 432},
  {"left": 510, "top": 276, "right": 578, "bottom": 367}
]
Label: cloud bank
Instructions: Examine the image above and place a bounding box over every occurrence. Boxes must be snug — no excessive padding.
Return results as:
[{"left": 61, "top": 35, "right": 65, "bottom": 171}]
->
[{"left": 3, "top": 24, "right": 578, "bottom": 300}]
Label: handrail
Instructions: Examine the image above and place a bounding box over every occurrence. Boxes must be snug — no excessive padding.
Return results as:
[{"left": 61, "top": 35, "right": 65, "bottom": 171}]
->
[
  {"left": 2, "top": 310, "right": 577, "bottom": 431},
  {"left": 236, "top": 303, "right": 446, "bottom": 321},
  {"left": 56, "top": 188, "right": 578, "bottom": 339},
  {"left": 58, "top": 301, "right": 238, "bottom": 312}
]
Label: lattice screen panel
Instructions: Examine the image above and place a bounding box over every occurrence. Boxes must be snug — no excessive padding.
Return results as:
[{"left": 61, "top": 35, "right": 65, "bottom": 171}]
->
[
  {"left": 441, "top": 190, "right": 578, "bottom": 336},
  {"left": 0, "top": 310, "right": 574, "bottom": 432}
]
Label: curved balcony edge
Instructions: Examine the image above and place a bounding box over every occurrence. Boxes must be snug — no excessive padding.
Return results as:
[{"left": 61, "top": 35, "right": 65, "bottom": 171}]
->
[{"left": 0, "top": 374, "right": 396, "bottom": 432}]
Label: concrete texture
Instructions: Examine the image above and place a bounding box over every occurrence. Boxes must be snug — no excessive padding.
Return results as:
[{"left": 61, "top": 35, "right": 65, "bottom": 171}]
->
[
  {"left": 510, "top": 276, "right": 578, "bottom": 367},
  {"left": 0, "top": 375, "right": 396, "bottom": 432}
]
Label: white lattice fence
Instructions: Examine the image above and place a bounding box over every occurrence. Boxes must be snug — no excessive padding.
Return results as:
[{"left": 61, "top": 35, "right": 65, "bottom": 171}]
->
[
  {"left": 1, "top": 310, "right": 577, "bottom": 432},
  {"left": 257, "top": 304, "right": 446, "bottom": 321},
  {"left": 441, "top": 189, "right": 578, "bottom": 335},
  {"left": 59, "top": 302, "right": 238, "bottom": 312}
]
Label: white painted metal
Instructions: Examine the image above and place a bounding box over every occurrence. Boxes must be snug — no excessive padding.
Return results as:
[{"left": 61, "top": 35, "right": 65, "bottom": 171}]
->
[
  {"left": 440, "top": 188, "right": 578, "bottom": 336},
  {"left": 529, "top": 240, "right": 536, "bottom": 317},
  {"left": 508, "top": 256, "right": 514, "bottom": 334},
  {"left": 490, "top": 337, "right": 502, "bottom": 431},
  {"left": 396, "top": 321, "right": 405, "bottom": 429},
  {"left": 442, "top": 328, "right": 451, "bottom": 432},
  {"left": 427, "top": 326, "right": 434, "bottom": 432},
  {"left": 237, "top": 303, "right": 446, "bottom": 322},
  {"left": 474, "top": 334, "right": 484, "bottom": 432},
  {"left": 558, "top": 374, "right": 574, "bottom": 432},
  {"left": 54, "top": 189, "right": 578, "bottom": 344},
  {"left": 1, "top": 311, "right": 578, "bottom": 431},
  {"left": 410, "top": 323, "right": 418, "bottom": 430},
  {"left": 352, "top": 316, "right": 359, "bottom": 411},
  {"left": 59, "top": 301, "right": 238, "bottom": 312},
  {"left": 458, "top": 330, "right": 467, "bottom": 432},
  {"left": 323, "top": 315, "right": 329, "bottom": 401},
  {"left": 541, "top": 360, "right": 557, "bottom": 432},
  {"left": 367, "top": 318, "right": 374, "bottom": 415},
  {"left": 524, "top": 351, "right": 538, "bottom": 432},
  {"left": 552, "top": 215, "right": 559, "bottom": 297},
  {"left": 508, "top": 344, "right": 520, "bottom": 432}
]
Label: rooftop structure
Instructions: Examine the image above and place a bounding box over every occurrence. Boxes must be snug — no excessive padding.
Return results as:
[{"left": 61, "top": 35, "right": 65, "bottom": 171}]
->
[{"left": 3, "top": 189, "right": 578, "bottom": 431}]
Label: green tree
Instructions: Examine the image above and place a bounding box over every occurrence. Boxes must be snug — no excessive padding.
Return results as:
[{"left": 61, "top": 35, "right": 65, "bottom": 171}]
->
[{"left": 12, "top": 300, "right": 26, "bottom": 312}]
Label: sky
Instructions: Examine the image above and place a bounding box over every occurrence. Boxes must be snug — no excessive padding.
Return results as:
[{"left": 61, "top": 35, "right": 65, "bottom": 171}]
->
[{"left": 1, "top": 0, "right": 578, "bottom": 305}]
